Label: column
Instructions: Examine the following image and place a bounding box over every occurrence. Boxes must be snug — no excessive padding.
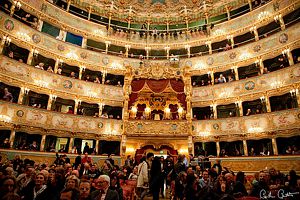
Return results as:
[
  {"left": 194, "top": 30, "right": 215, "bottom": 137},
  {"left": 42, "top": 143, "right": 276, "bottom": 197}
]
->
[
  {"left": 216, "top": 141, "right": 220, "bottom": 157},
  {"left": 248, "top": 0, "right": 253, "bottom": 11},
  {"left": 81, "top": 37, "right": 87, "bottom": 48},
  {"left": 54, "top": 58, "right": 61, "bottom": 74},
  {"left": 121, "top": 135, "right": 127, "bottom": 156},
  {"left": 88, "top": 6, "right": 92, "bottom": 20},
  {"left": 209, "top": 71, "right": 214, "bottom": 85},
  {"left": 225, "top": 5, "right": 230, "bottom": 20},
  {"left": 105, "top": 41, "right": 111, "bottom": 54},
  {"left": 258, "top": 59, "right": 264, "bottom": 74},
  {"left": 188, "top": 136, "right": 194, "bottom": 155},
  {"left": 261, "top": 95, "right": 271, "bottom": 113},
  {"left": 236, "top": 101, "right": 243, "bottom": 116},
  {"left": 296, "top": 89, "right": 300, "bottom": 106},
  {"left": 272, "top": 138, "right": 278, "bottom": 155},
  {"left": 47, "top": 95, "right": 56, "bottom": 110},
  {"left": 250, "top": 26, "right": 259, "bottom": 41},
  {"left": 284, "top": 50, "right": 294, "bottom": 66},
  {"left": 145, "top": 47, "right": 151, "bottom": 59},
  {"left": 211, "top": 104, "right": 217, "bottom": 119},
  {"left": 102, "top": 70, "right": 106, "bottom": 84},
  {"left": 9, "top": 129, "right": 16, "bottom": 148},
  {"left": 37, "top": 18, "right": 43, "bottom": 31},
  {"left": 275, "top": 14, "right": 285, "bottom": 31},
  {"left": 206, "top": 41, "right": 212, "bottom": 54},
  {"left": 95, "top": 140, "right": 99, "bottom": 154},
  {"left": 74, "top": 100, "right": 80, "bottom": 115},
  {"left": 27, "top": 49, "right": 34, "bottom": 65},
  {"left": 66, "top": 0, "right": 72, "bottom": 12},
  {"left": 98, "top": 103, "right": 104, "bottom": 116},
  {"left": 185, "top": 45, "right": 190, "bottom": 58},
  {"left": 243, "top": 140, "right": 248, "bottom": 156},
  {"left": 40, "top": 135, "right": 46, "bottom": 151},
  {"left": 68, "top": 137, "right": 74, "bottom": 153},
  {"left": 10, "top": 2, "right": 16, "bottom": 16},
  {"left": 165, "top": 46, "right": 170, "bottom": 59},
  {"left": 0, "top": 38, "right": 5, "bottom": 54},
  {"left": 58, "top": 30, "right": 67, "bottom": 41},
  {"left": 233, "top": 66, "right": 239, "bottom": 80},
  {"left": 18, "top": 88, "right": 28, "bottom": 104},
  {"left": 125, "top": 45, "right": 130, "bottom": 58},
  {"left": 79, "top": 66, "right": 85, "bottom": 80}
]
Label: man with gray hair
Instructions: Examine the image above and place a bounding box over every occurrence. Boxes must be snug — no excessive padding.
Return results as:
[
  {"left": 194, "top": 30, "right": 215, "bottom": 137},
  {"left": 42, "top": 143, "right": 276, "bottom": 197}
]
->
[{"left": 91, "top": 175, "right": 119, "bottom": 200}]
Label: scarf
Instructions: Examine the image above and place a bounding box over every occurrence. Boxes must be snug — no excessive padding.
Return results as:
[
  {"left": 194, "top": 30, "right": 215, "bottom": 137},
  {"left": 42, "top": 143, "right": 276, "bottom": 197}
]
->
[{"left": 33, "top": 185, "right": 47, "bottom": 200}]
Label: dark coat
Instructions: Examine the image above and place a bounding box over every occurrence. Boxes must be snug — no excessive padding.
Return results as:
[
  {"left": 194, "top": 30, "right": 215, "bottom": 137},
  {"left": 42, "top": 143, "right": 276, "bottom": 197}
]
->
[{"left": 90, "top": 188, "right": 119, "bottom": 200}]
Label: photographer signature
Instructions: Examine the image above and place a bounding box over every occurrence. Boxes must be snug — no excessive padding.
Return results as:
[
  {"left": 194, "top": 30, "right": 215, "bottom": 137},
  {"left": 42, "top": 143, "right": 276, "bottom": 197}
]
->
[{"left": 260, "top": 189, "right": 299, "bottom": 199}]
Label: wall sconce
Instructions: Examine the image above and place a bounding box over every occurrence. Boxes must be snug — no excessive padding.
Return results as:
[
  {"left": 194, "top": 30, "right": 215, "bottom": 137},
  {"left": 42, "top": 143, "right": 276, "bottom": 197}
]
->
[
  {"left": 290, "top": 89, "right": 298, "bottom": 97},
  {"left": 164, "top": 46, "right": 170, "bottom": 51},
  {"left": 249, "top": 26, "right": 256, "bottom": 33},
  {"left": 274, "top": 14, "right": 282, "bottom": 22},
  {"left": 50, "top": 94, "right": 57, "bottom": 101},
  {"left": 145, "top": 107, "right": 151, "bottom": 114},
  {"left": 282, "top": 49, "right": 290, "bottom": 56},
  {"left": 79, "top": 65, "right": 86, "bottom": 72},
  {"left": 13, "top": 0, "right": 22, "bottom": 9},
  {"left": 2, "top": 35, "right": 11, "bottom": 46},
  {"left": 33, "top": 49, "right": 39, "bottom": 57},
  {"left": 125, "top": 44, "right": 131, "bottom": 50},
  {"left": 75, "top": 99, "right": 82, "bottom": 105},
  {"left": 226, "top": 35, "right": 233, "bottom": 40},
  {"left": 178, "top": 107, "right": 183, "bottom": 113},
  {"left": 98, "top": 102, "right": 105, "bottom": 109},
  {"left": 23, "top": 87, "right": 30, "bottom": 95},
  {"left": 260, "top": 96, "right": 265, "bottom": 102},
  {"left": 205, "top": 41, "right": 211, "bottom": 46}
]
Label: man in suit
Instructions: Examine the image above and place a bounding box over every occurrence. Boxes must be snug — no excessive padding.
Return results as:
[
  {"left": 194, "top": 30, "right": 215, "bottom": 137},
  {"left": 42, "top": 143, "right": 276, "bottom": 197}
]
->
[{"left": 91, "top": 175, "right": 119, "bottom": 200}]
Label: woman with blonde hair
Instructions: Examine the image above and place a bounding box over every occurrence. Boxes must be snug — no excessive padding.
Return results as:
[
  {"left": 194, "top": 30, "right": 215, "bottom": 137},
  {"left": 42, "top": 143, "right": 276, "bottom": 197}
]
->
[{"left": 65, "top": 175, "right": 80, "bottom": 190}]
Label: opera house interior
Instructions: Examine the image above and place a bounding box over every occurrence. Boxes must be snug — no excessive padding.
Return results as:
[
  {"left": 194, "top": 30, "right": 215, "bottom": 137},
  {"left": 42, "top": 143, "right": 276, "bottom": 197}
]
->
[{"left": 0, "top": 0, "right": 299, "bottom": 199}]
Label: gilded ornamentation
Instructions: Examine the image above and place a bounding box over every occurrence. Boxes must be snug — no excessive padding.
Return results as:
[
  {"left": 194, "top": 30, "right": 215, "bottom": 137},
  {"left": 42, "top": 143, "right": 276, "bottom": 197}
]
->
[
  {"left": 253, "top": 44, "right": 261, "bottom": 52},
  {"left": 279, "top": 33, "right": 288, "bottom": 43},
  {"left": 213, "top": 123, "right": 220, "bottom": 130},
  {"left": 244, "top": 81, "right": 255, "bottom": 90},
  {"left": 102, "top": 57, "right": 109, "bottom": 65},
  {"left": 80, "top": 52, "right": 88, "bottom": 59},
  {"left": 32, "top": 34, "right": 41, "bottom": 44},
  {"left": 206, "top": 57, "right": 214, "bottom": 65},
  {"left": 98, "top": 122, "right": 103, "bottom": 128},
  {"left": 57, "top": 44, "right": 65, "bottom": 52},
  {"left": 16, "top": 110, "right": 24, "bottom": 117},
  {"left": 63, "top": 80, "right": 73, "bottom": 89},
  {"left": 132, "top": 62, "right": 183, "bottom": 79},
  {"left": 273, "top": 1, "right": 280, "bottom": 11},
  {"left": 4, "top": 19, "right": 14, "bottom": 31},
  {"left": 229, "top": 52, "right": 237, "bottom": 59}
]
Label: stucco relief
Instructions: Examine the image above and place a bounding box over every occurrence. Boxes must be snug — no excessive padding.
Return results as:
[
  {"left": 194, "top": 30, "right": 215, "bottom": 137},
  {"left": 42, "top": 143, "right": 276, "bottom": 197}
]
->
[
  {"left": 52, "top": 115, "right": 74, "bottom": 129},
  {"left": 272, "top": 113, "right": 296, "bottom": 128},
  {"left": 26, "top": 110, "right": 47, "bottom": 124}
]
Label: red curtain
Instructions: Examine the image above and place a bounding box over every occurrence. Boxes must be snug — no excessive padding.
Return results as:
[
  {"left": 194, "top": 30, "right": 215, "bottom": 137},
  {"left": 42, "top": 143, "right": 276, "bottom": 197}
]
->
[
  {"left": 131, "top": 79, "right": 184, "bottom": 93},
  {"left": 131, "top": 79, "right": 146, "bottom": 92},
  {"left": 170, "top": 79, "right": 184, "bottom": 93},
  {"left": 146, "top": 79, "right": 169, "bottom": 93}
]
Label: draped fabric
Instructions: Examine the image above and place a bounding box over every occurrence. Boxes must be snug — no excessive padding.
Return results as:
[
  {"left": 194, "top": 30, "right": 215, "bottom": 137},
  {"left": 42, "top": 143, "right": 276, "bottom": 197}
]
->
[
  {"left": 131, "top": 79, "right": 184, "bottom": 93},
  {"left": 129, "top": 79, "right": 186, "bottom": 116},
  {"left": 131, "top": 79, "right": 146, "bottom": 92}
]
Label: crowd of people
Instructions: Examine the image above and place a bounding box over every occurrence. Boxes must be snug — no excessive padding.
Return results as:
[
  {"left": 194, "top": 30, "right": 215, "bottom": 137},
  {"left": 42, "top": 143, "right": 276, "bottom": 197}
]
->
[{"left": 0, "top": 151, "right": 299, "bottom": 200}]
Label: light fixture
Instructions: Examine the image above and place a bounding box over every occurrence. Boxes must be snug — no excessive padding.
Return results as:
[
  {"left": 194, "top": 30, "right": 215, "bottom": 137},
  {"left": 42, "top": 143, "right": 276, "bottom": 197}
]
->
[
  {"left": 23, "top": 87, "right": 30, "bottom": 95},
  {"left": 0, "top": 115, "right": 12, "bottom": 123},
  {"left": 79, "top": 65, "right": 86, "bottom": 72},
  {"left": 282, "top": 49, "right": 290, "bottom": 56},
  {"left": 50, "top": 94, "right": 57, "bottom": 101},
  {"left": 66, "top": 52, "right": 78, "bottom": 60},
  {"left": 16, "top": 32, "right": 30, "bottom": 42},
  {"left": 260, "top": 96, "right": 265, "bottom": 102},
  {"left": 131, "top": 106, "right": 137, "bottom": 113},
  {"left": 290, "top": 89, "right": 298, "bottom": 97},
  {"left": 2, "top": 35, "right": 11, "bottom": 46},
  {"left": 13, "top": 0, "right": 22, "bottom": 9},
  {"left": 33, "top": 49, "right": 39, "bottom": 57}
]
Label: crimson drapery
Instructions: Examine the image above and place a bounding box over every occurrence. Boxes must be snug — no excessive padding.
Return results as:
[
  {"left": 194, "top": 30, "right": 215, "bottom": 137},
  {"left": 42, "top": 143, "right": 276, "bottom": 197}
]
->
[
  {"left": 131, "top": 79, "right": 184, "bottom": 93},
  {"left": 129, "top": 79, "right": 186, "bottom": 115}
]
